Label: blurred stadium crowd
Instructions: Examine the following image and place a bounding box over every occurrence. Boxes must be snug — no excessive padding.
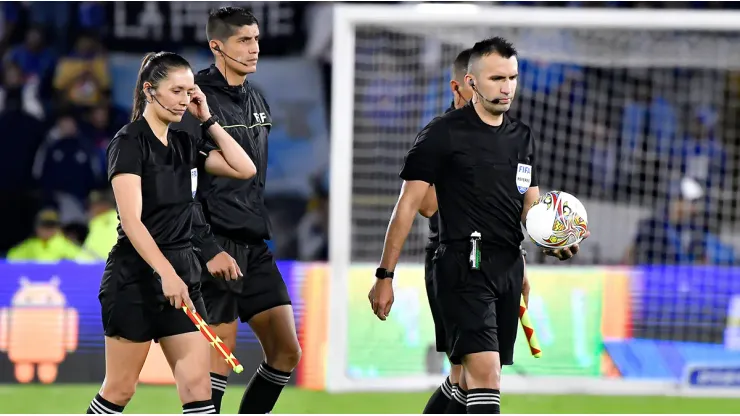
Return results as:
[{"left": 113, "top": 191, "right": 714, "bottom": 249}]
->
[{"left": 1, "top": 1, "right": 739, "bottom": 266}]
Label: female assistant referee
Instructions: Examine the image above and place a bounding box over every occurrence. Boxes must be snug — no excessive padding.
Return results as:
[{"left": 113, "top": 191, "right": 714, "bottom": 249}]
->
[{"left": 85, "top": 52, "right": 256, "bottom": 415}]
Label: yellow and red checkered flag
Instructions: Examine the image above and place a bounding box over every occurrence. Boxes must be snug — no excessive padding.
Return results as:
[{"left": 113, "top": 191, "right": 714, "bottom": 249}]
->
[
  {"left": 519, "top": 295, "right": 542, "bottom": 358},
  {"left": 182, "top": 306, "right": 244, "bottom": 374}
]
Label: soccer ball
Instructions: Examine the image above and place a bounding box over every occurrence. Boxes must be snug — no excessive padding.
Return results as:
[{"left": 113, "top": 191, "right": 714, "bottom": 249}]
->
[{"left": 525, "top": 191, "right": 588, "bottom": 250}]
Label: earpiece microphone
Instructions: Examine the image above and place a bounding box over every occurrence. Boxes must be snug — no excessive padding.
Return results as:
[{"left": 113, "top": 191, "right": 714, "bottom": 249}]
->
[
  {"left": 468, "top": 79, "right": 502, "bottom": 104},
  {"left": 148, "top": 88, "right": 181, "bottom": 116},
  {"left": 212, "top": 45, "right": 250, "bottom": 67}
]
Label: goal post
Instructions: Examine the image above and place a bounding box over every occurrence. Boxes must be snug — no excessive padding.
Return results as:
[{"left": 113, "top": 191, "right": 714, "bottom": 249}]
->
[{"left": 328, "top": 4, "right": 740, "bottom": 395}]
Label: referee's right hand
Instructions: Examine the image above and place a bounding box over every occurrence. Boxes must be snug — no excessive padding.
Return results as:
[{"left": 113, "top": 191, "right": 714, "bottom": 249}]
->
[
  {"left": 162, "top": 273, "right": 195, "bottom": 311},
  {"left": 369, "top": 278, "right": 394, "bottom": 321},
  {"left": 207, "top": 251, "right": 242, "bottom": 280}
]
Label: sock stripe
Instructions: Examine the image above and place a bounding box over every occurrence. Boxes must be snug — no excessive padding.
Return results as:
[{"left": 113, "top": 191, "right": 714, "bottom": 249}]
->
[
  {"left": 440, "top": 380, "right": 453, "bottom": 399},
  {"left": 467, "top": 393, "right": 500, "bottom": 399},
  {"left": 467, "top": 398, "right": 501, "bottom": 405},
  {"left": 257, "top": 365, "right": 291, "bottom": 386},
  {"left": 183, "top": 405, "right": 216, "bottom": 414},
  {"left": 210, "top": 377, "right": 228, "bottom": 389},
  {"left": 210, "top": 372, "right": 229, "bottom": 382},
  {"left": 92, "top": 398, "right": 122, "bottom": 414},
  {"left": 258, "top": 364, "right": 292, "bottom": 381},
  {"left": 466, "top": 389, "right": 501, "bottom": 413},
  {"left": 453, "top": 389, "right": 467, "bottom": 405},
  {"left": 88, "top": 401, "right": 105, "bottom": 414}
]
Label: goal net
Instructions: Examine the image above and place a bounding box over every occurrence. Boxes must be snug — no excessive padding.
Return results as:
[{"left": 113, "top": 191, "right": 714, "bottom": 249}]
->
[{"left": 328, "top": 4, "right": 740, "bottom": 395}]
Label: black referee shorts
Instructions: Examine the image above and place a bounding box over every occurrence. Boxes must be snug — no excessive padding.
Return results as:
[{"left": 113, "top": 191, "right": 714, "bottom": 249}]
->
[
  {"left": 201, "top": 236, "right": 292, "bottom": 325},
  {"left": 433, "top": 243, "right": 523, "bottom": 366},
  {"left": 424, "top": 246, "right": 447, "bottom": 353},
  {"left": 99, "top": 246, "right": 207, "bottom": 343}
]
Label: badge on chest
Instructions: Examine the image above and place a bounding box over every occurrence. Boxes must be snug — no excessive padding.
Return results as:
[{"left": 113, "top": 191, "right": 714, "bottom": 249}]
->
[
  {"left": 191, "top": 168, "right": 198, "bottom": 198},
  {"left": 516, "top": 163, "right": 532, "bottom": 194}
]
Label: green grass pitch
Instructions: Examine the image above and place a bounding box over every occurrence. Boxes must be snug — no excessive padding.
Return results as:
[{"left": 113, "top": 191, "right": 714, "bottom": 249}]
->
[{"left": 2, "top": 385, "right": 740, "bottom": 413}]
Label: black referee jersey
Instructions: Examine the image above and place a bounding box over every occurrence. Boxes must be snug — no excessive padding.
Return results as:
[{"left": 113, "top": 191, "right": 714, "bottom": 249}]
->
[
  {"left": 401, "top": 102, "right": 538, "bottom": 257},
  {"left": 106, "top": 117, "right": 217, "bottom": 252},
  {"left": 175, "top": 65, "right": 273, "bottom": 262},
  {"left": 425, "top": 102, "right": 455, "bottom": 252}
]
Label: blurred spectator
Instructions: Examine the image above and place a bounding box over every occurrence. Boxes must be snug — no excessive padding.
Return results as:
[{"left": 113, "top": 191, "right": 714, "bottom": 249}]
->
[
  {"left": 619, "top": 76, "right": 678, "bottom": 196},
  {"left": 671, "top": 105, "right": 728, "bottom": 191},
  {"left": 77, "top": 2, "right": 107, "bottom": 36},
  {"left": 359, "top": 52, "right": 419, "bottom": 132},
  {"left": 4, "top": 25, "right": 56, "bottom": 87},
  {"left": 0, "top": 61, "right": 48, "bottom": 253},
  {"left": 0, "top": 60, "right": 45, "bottom": 119},
  {"left": 0, "top": 3, "right": 22, "bottom": 59},
  {"left": 82, "top": 189, "right": 118, "bottom": 260},
  {"left": 6, "top": 208, "right": 84, "bottom": 262},
  {"left": 32, "top": 112, "right": 103, "bottom": 209},
  {"left": 626, "top": 177, "right": 706, "bottom": 265},
  {"left": 53, "top": 32, "right": 110, "bottom": 109},
  {"left": 690, "top": 232, "right": 737, "bottom": 266},
  {"left": 27, "top": 2, "right": 71, "bottom": 52},
  {"left": 296, "top": 181, "right": 329, "bottom": 261},
  {"left": 80, "top": 93, "right": 130, "bottom": 171},
  {"left": 588, "top": 119, "right": 618, "bottom": 197}
]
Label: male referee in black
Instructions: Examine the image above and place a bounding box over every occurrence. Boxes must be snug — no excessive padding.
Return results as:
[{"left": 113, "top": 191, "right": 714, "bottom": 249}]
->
[
  {"left": 370, "top": 37, "right": 586, "bottom": 414},
  {"left": 176, "top": 7, "right": 300, "bottom": 415},
  {"left": 418, "top": 47, "right": 472, "bottom": 414}
]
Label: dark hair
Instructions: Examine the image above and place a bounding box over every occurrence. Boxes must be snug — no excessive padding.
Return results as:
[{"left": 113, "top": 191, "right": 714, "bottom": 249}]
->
[
  {"left": 467, "top": 37, "right": 518, "bottom": 73},
  {"left": 131, "top": 52, "right": 191, "bottom": 121},
  {"left": 206, "top": 7, "right": 259, "bottom": 42},
  {"left": 452, "top": 48, "right": 473, "bottom": 81}
]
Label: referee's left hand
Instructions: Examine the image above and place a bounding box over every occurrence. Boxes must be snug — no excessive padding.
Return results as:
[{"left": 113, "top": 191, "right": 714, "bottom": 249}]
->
[
  {"left": 544, "top": 230, "right": 590, "bottom": 261},
  {"left": 369, "top": 278, "right": 394, "bottom": 321},
  {"left": 188, "top": 85, "right": 212, "bottom": 123}
]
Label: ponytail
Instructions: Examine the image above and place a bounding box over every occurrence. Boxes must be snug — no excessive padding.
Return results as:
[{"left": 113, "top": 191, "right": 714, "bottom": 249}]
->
[
  {"left": 131, "top": 52, "right": 157, "bottom": 121},
  {"left": 130, "top": 51, "right": 193, "bottom": 122}
]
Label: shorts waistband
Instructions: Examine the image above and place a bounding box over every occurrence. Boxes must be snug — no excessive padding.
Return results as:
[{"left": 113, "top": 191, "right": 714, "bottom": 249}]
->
[
  {"left": 439, "top": 240, "right": 519, "bottom": 260},
  {"left": 114, "top": 240, "right": 192, "bottom": 253},
  {"left": 214, "top": 233, "right": 265, "bottom": 247}
]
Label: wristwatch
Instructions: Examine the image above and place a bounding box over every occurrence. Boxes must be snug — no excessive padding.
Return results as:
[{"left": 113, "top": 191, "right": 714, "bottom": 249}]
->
[
  {"left": 375, "top": 267, "right": 394, "bottom": 279},
  {"left": 201, "top": 114, "right": 220, "bottom": 130}
]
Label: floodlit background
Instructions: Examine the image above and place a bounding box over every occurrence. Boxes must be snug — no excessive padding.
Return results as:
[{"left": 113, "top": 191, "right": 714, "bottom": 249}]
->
[{"left": 2, "top": 1, "right": 740, "bottom": 413}]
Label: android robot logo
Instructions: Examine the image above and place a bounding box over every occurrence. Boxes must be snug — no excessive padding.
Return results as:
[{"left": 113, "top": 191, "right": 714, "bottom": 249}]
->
[{"left": 0, "top": 277, "right": 79, "bottom": 383}]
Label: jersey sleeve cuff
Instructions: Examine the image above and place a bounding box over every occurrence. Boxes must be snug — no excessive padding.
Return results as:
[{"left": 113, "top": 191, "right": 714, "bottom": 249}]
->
[
  {"left": 195, "top": 240, "right": 224, "bottom": 263},
  {"left": 399, "top": 170, "right": 434, "bottom": 185},
  {"left": 108, "top": 170, "right": 141, "bottom": 183}
]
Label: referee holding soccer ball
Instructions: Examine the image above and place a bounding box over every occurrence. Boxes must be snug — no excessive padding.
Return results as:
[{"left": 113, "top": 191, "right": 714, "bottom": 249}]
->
[{"left": 370, "top": 37, "right": 588, "bottom": 414}]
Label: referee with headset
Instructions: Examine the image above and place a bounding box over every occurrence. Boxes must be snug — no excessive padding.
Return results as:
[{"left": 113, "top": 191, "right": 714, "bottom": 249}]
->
[{"left": 371, "top": 37, "right": 587, "bottom": 414}]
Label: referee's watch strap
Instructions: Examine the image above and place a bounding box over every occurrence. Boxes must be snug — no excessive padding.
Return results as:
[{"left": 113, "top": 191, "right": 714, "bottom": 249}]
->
[
  {"left": 201, "top": 115, "right": 220, "bottom": 130},
  {"left": 375, "top": 267, "right": 394, "bottom": 279}
]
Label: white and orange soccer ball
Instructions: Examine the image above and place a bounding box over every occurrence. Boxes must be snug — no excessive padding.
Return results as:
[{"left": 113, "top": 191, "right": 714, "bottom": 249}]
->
[{"left": 525, "top": 191, "right": 588, "bottom": 250}]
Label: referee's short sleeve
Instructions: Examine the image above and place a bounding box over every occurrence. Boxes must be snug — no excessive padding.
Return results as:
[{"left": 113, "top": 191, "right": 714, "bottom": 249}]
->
[
  {"left": 400, "top": 119, "right": 448, "bottom": 185},
  {"left": 194, "top": 128, "right": 218, "bottom": 155},
  {"left": 107, "top": 134, "right": 142, "bottom": 182},
  {"left": 191, "top": 129, "right": 218, "bottom": 170}
]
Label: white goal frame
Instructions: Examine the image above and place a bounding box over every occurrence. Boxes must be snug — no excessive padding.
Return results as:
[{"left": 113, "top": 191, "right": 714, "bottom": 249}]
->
[{"left": 328, "top": 4, "right": 740, "bottom": 395}]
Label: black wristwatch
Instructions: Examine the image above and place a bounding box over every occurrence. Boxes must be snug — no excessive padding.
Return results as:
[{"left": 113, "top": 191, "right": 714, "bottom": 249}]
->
[
  {"left": 375, "top": 267, "right": 394, "bottom": 279},
  {"left": 201, "top": 115, "right": 220, "bottom": 130}
]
